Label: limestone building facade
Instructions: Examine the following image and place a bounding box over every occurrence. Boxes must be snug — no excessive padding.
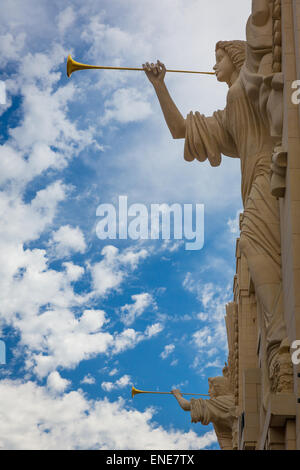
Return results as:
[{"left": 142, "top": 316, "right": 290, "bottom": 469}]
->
[{"left": 224, "top": 0, "right": 300, "bottom": 449}]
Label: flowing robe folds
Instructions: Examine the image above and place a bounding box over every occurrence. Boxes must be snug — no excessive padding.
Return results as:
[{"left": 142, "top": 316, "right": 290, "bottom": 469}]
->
[
  {"left": 190, "top": 396, "right": 236, "bottom": 450},
  {"left": 184, "top": 67, "right": 286, "bottom": 378}
]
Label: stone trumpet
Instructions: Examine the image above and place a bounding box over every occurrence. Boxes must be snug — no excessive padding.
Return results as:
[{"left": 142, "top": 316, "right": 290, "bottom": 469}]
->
[
  {"left": 66, "top": 55, "right": 215, "bottom": 78},
  {"left": 131, "top": 385, "right": 210, "bottom": 398}
]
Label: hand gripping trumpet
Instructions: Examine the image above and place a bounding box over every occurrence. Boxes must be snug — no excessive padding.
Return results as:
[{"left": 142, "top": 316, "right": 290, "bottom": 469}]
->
[
  {"left": 131, "top": 385, "right": 210, "bottom": 398},
  {"left": 66, "top": 55, "right": 215, "bottom": 78}
]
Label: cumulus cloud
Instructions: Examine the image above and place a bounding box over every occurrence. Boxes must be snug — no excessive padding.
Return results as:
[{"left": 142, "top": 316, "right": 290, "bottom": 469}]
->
[
  {"left": 0, "top": 221, "right": 160, "bottom": 379},
  {"left": 56, "top": 6, "right": 76, "bottom": 35},
  {"left": 26, "top": 309, "right": 113, "bottom": 377},
  {"left": 14, "top": 301, "right": 162, "bottom": 377},
  {"left": 90, "top": 245, "right": 148, "bottom": 297},
  {"left": 192, "top": 327, "right": 212, "bottom": 349},
  {"left": 26, "top": 309, "right": 161, "bottom": 377},
  {"left": 80, "top": 374, "right": 96, "bottom": 385},
  {"left": 182, "top": 275, "right": 232, "bottom": 372},
  {"left": 0, "top": 380, "right": 217, "bottom": 450},
  {"left": 81, "top": 14, "right": 152, "bottom": 66},
  {"left": 0, "top": 32, "right": 26, "bottom": 62},
  {"left": 101, "top": 374, "right": 132, "bottom": 392},
  {"left": 102, "top": 88, "right": 153, "bottom": 124},
  {"left": 47, "top": 371, "right": 71, "bottom": 393},
  {"left": 111, "top": 323, "right": 163, "bottom": 356},
  {"left": 0, "top": 29, "right": 156, "bottom": 383},
  {"left": 62, "top": 262, "right": 85, "bottom": 282},
  {"left": 0, "top": 244, "right": 85, "bottom": 321},
  {"left": 0, "top": 80, "right": 6, "bottom": 105},
  {"left": 51, "top": 225, "right": 87, "bottom": 258},
  {"left": 0, "top": 44, "right": 97, "bottom": 191},
  {"left": 0, "top": 181, "right": 68, "bottom": 245}
]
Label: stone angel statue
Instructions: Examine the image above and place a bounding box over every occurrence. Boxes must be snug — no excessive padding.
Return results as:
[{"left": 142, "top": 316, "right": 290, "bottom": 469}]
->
[
  {"left": 143, "top": 0, "right": 287, "bottom": 391},
  {"left": 171, "top": 367, "right": 236, "bottom": 450}
]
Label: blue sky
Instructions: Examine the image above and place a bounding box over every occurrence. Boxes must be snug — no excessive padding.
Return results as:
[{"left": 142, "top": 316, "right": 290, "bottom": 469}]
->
[{"left": 0, "top": 0, "right": 251, "bottom": 450}]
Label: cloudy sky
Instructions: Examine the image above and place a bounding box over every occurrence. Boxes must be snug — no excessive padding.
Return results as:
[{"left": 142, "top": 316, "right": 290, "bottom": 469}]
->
[{"left": 0, "top": 0, "right": 251, "bottom": 450}]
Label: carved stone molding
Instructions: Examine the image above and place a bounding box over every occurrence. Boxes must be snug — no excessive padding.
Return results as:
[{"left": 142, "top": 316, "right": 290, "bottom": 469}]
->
[
  {"left": 272, "top": 0, "right": 282, "bottom": 73},
  {"left": 269, "top": 1, "right": 286, "bottom": 197}
]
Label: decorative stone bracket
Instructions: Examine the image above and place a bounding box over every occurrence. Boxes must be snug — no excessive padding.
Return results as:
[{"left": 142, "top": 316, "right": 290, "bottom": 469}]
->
[{"left": 270, "top": 146, "right": 288, "bottom": 198}]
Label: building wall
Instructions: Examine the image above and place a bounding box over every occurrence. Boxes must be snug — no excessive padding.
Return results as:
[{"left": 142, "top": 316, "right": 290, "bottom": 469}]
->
[
  {"left": 281, "top": 0, "right": 300, "bottom": 449},
  {"left": 225, "top": 0, "right": 300, "bottom": 450}
]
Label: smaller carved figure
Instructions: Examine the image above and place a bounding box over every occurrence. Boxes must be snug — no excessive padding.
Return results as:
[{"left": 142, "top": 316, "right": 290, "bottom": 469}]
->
[{"left": 171, "top": 367, "right": 236, "bottom": 450}]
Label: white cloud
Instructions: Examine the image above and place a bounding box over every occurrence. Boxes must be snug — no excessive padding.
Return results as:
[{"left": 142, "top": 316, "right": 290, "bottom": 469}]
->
[
  {"left": 0, "top": 245, "right": 85, "bottom": 320},
  {"left": 47, "top": 371, "right": 71, "bottom": 393},
  {"left": 192, "top": 327, "right": 212, "bottom": 349},
  {"left": 27, "top": 309, "right": 113, "bottom": 378},
  {"left": 102, "top": 88, "right": 153, "bottom": 124},
  {"left": 0, "top": 227, "right": 160, "bottom": 379},
  {"left": 0, "top": 44, "right": 159, "bottom": 381},
  {"left": 80, "top": 374, "right": 96, "bottom": 385},
  {"left": 0, "top": 80, "right": 6, "bottom": 105},
  {"left": 182, "top": 276, "right": 232, "bottom": 372},
  {"left": 160, "top": 239, "right": 184, "bottom": 253},
  {"left": 62, "top": 262, "right": 85, "bottom": 282},
  {"left": 51, "top": 225, "right": 87, "bottom": 257},
  {"left": 14, "top": 303, "right": 163, "bottom": 378},
  {"left": 81, "top": 14, "right": 152, "bottom": 65},
  {"left": 160, "top": 344, "right": 175, "bottom": 360},
  {"left": 0, "top": 180, "right": 68, "bottom": 245},
  {"left": 200, "top": 284, "right": 215, "bottom": 309},
  {"left": 101, "top": 382, "right": 114, "bottom": 392},
  {"left": 101, "top": 374, "right": 132, "bottom": 392},
  {"left": 0, "top": 40, "right": 159, "bottom": 386},
  {"left": 0, "top": 380, "right": 217, "bottom": 450},
  {"left": 56, "top": 6, "right": 76, "bottom": 35},
  {"left": 112, "top": 323, "right": 163, "bottom": 355},
  {"left": 197, "top": 312, "right": 208, "bottom": 322},
  {"left": 120, "top": 293, "right": 154, "bottom": 326},
  {"left": 90, "top": 245, "right": 148, "bottom": 297},
  {"left": 144, "top": 323, "right": 164, "bottom": 338},
  {"left": 0, "top": 32, "right": 25, "bottom": 62},
  {"left": 227, "top": 209, "right": 243, "bottom": 234},
  {"left": 0, "top": 45, "right": 96, "bottom": 190}
]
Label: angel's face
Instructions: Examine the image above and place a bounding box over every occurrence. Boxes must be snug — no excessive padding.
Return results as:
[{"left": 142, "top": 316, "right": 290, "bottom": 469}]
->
[
  {"left": 208, "top": 379, "right": 216, "bottom": 398},
  {"left": 213, "top": 48, "right": 235, "bottom": 84}
]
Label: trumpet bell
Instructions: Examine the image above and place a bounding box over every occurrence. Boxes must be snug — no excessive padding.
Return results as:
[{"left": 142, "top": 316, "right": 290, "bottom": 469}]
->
[
  {"left": 67, "top": 55, "right": 74, "bottom": 78},
  {"left": 131, "top": 386, "right": 143, "bottom": 398},
  {"left": 67, "top": 55, "right": 83, "bottom": 78}
]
